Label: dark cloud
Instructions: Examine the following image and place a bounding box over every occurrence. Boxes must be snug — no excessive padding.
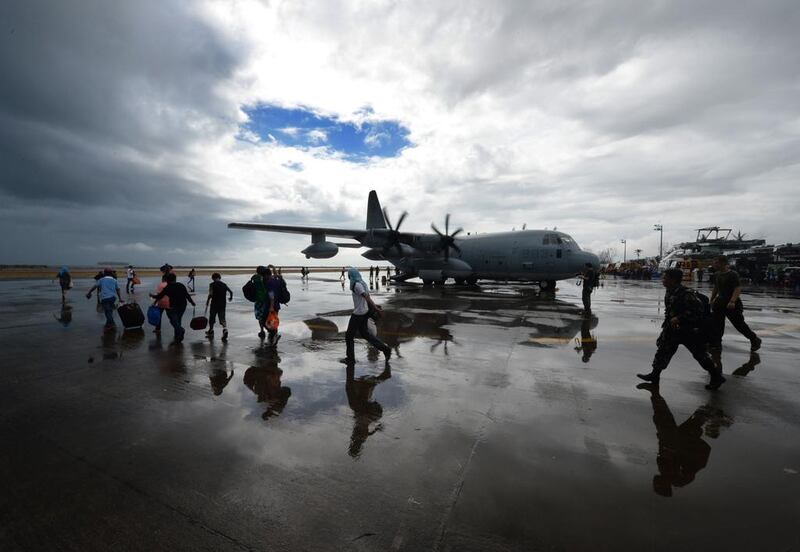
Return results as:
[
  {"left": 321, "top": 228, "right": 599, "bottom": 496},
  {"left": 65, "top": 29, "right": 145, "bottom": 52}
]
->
[{"left": 0, "top": 0, "right": 245, "bottom": 264}]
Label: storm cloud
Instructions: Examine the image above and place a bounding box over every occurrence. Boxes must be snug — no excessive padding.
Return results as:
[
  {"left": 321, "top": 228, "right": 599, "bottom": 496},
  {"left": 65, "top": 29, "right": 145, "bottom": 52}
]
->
[{"left": 1, "top": 0, "right": 798, "bottom": 265}]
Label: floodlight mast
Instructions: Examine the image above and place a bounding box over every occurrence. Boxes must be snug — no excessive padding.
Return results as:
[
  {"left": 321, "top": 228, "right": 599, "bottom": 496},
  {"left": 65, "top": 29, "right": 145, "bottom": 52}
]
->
[{"left": 653, "top": 224, "right": 663, "bottom": 261}]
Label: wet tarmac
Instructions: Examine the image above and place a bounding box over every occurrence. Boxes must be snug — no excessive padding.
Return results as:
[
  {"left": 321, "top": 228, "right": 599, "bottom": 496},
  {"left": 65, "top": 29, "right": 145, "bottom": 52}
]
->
[{"left": 1, "top": 275, "right": 799, "bottom": 551}]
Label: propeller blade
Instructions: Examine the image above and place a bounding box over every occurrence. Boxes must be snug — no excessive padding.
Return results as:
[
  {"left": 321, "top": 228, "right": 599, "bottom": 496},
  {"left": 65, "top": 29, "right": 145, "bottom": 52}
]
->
[
  {"left": 383, "top": 207, "right": 394, "bottom": 231},
  {"left": 451, "top": 243, "right": 462, "bottom": 255},
  {"left": 445, "top": 213, "right": 450, "bottom": 235},
  {"left": 396, "top": 211, "right": 408, "bottom": 231},
  {"left": 451, "top": 227, "right": 463, "bottom": 238},
  {"left": 431, "top": 223, "right": 444, "bottom": 237}
]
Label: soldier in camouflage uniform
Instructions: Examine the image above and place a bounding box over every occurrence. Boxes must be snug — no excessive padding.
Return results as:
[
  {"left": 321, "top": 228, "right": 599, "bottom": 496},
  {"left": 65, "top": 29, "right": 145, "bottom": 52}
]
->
[{"left": 637, "top": 268, "right": 725, "bottom": 390}]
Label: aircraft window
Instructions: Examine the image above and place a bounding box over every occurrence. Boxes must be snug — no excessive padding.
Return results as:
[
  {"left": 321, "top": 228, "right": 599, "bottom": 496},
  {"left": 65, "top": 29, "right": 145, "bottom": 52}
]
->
[
  {"left": 556, "top": 249, "right": 562, "bottom": 259},
  {"left": 543, "top": 233, "right": 559, "bottom": 245}
]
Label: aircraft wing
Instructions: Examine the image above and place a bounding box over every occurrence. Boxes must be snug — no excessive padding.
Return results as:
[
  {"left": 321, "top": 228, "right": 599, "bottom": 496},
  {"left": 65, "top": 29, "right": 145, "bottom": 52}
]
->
[{"left": 227, "top": 222, "right": 367, "bottom": 240}]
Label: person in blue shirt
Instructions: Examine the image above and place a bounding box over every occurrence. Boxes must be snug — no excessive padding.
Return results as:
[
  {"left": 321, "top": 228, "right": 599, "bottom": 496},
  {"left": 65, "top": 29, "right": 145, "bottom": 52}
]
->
[{"left": 86, "top": 268, "right": 124, "bottom": 330}]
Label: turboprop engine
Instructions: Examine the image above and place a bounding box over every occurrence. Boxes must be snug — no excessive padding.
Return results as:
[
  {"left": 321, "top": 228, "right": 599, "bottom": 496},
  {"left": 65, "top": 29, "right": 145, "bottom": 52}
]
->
[{"left": 302, "top": 241, "right": 338, "bottom": 259}]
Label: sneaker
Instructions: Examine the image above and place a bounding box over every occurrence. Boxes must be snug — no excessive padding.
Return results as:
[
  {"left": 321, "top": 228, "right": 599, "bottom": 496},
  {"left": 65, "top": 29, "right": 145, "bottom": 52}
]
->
[
  {"left": 271, "top": 334, "right": 281, "bottom": 347},
  {"left": 258, "top": 331, "right": 266, "bottom": 339},
  {"left": 205, "top": 329, "right": 214, "bottom": 338},
  {"left": 705, "top": 375, "right": 726, "bottom": 390},
  {"left": 636, "top": 371, "right": 660, "bottom": 384},
  {"left": 221, "top": 329, "right": 228, "bottom": 342},
  {"left": 339, "top": 357, "right": 356, "bottom": 365},
  {"left": 384, "top": 348, "right": 392, "bottom": 363},
  {"left": 750, "top": 337, "right": 762, "bottom": 352}
]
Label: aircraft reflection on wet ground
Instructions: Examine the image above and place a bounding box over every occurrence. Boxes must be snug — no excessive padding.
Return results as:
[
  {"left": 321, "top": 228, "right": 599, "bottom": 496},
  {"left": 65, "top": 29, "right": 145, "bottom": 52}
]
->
[
  {"left": 2, "top": 275, "right": 800, "bottom": 551},
  {"left": 304, "top": 284, "right": 599, "bottom": 357}
]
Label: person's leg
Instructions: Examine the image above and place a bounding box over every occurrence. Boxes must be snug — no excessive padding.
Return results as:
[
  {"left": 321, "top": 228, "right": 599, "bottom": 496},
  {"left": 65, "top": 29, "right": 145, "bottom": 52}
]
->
[
  {"left": 709, "top": 307, "right": 726, "bottom": 349},
  {"left": 344, "top": 314, "right": 357, "bottom": 361},
  {"left": 218, "top": 305, "right": 228, "bottom": 341},
  {"left": 208, "top": 305, "right": 217, "bottom": 332},
  {"left": 726, "top": 301, "right": 759, "bottom": 345},
  {"left": 355, "top": 314, "right": 391, "bottom": 356},
  {"left": 638, "top": 331, "right": 678, "bottom": 383},
  {"left": 685, "top": 337, "right": 725, "bottom": 389},
  {"left": 101, "top": 298, "right": 116, "bottom": 326},
  {"left": 582, "top": 288, "right": 591, "bottom": 312}
]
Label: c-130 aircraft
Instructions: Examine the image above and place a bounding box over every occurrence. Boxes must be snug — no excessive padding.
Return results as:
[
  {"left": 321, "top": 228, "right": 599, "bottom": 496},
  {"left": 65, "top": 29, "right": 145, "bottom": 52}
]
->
[{"left": 229, "top": 190, "right": 599, "bottom": 289}]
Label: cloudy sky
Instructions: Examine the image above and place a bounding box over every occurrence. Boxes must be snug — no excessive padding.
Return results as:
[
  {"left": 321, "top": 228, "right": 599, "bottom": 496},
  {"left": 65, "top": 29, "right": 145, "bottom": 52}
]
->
[{"left": 1, "top": 0, "right": 799, "bottom": 266}]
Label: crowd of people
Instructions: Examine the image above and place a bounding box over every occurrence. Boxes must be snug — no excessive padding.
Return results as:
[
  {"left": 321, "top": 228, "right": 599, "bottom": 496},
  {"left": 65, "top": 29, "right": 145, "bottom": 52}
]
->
[{"left": 57, "top": 256, "right": 765, "bottom": 388}]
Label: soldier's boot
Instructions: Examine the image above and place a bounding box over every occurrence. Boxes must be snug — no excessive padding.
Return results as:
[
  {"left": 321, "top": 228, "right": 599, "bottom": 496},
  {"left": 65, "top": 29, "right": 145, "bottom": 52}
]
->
[
  {"left": 636, "top": 368, "right": 662, "bottom": 385},
  {"left": 702, "top": 357, "right": 726, "bottom": 390}
]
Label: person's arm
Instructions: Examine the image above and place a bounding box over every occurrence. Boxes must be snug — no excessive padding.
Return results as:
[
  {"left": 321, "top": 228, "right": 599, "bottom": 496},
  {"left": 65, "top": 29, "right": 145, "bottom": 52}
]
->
[
  {"left": 116, "top": 284, "right": 124, "bottom": 303},
  {"left": 187, "top": 288, "right": 196, "bottom": 307},
  {"left": 729, "top": 286, "right": 742, "bottom": 308},
  {"left": 226, "top": 284, "right": 233, "bottom": 301},
  {"left": 361, "top": 291, "right": 383, "bottom": 317},
  {"left": 206, "top": 285, "right": 212, "bottom": 307},
  {"left": 86, "top": 284, "right": 97, "bottom": 299}
]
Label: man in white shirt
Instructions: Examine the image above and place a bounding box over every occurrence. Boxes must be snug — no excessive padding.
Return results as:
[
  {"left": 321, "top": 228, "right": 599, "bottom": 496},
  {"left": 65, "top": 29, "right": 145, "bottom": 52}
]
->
[{"left": 343, "top": 267, "right": 391, "bottom": 364}]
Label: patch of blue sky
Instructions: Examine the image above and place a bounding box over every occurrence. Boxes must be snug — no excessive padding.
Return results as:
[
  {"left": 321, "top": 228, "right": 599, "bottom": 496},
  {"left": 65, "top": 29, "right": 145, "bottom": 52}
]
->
[{"left": 242, "top": 104, "right": 411, "bottom": 161}]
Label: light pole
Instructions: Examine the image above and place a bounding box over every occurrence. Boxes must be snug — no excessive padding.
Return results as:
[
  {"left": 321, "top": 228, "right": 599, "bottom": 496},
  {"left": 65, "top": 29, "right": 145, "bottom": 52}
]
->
[
  {"left": 621, "top": 239, "right": 627, "bottom": 263},
  {"left": 653, "top": 224, "right": 663, "bottom": 262}
]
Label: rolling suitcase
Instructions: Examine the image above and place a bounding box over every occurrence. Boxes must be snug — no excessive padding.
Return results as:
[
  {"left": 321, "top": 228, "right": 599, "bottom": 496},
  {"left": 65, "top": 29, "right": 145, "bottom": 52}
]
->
[{"left": 117, "top": 303, "right": 145, "bottom": 329}]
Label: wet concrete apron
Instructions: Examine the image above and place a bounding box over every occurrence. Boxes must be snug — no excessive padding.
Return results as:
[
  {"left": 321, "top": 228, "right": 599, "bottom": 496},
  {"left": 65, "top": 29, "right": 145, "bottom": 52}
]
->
[{"left": 1, "top": 275, "right": 799, "bottom": 551}]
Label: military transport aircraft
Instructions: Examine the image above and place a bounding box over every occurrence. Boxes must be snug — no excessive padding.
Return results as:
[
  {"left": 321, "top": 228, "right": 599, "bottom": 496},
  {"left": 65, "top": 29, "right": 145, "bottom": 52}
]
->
[{"left": 228, "top": 190, "right": 599, "bottom": 289}]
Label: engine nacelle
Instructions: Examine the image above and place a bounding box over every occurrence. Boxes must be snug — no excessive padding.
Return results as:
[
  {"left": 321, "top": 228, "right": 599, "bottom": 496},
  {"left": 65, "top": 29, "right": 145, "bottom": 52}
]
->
[
  {"left": 302, "top": 241, "right": 339, "bottom": 259},
  {"left": 361, "top": 248, "right": 385, "bottom": 261}
]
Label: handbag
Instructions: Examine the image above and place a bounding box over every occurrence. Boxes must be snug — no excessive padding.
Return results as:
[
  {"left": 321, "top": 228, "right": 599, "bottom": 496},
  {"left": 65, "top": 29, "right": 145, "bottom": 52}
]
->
[{"left": 189, "top": 306, "right": 208, "bottom": 330}]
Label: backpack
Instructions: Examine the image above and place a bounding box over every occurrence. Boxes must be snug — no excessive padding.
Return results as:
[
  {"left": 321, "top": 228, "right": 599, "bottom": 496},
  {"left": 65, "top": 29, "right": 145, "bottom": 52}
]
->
[
  {"left": 688, "top": 289, "right": 713, "bottom": 338},
  {"left": 242, "top": 279, "right": 257, "bottom": 302},
  {"left": 275, "top": 277, "right": 291, "bottom": 305}
]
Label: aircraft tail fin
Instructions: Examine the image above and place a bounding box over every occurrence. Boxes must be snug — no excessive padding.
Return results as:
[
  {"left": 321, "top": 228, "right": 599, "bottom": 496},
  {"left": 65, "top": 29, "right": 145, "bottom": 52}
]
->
[{"left": 366, "top": 190, "right": 387, "bottom": 229}]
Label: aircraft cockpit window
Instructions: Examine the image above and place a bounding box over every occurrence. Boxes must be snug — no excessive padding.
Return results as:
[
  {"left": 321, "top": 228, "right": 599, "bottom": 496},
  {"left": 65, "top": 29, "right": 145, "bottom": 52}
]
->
[{"left": 543, "top": 233, "right": 559, "bottom": 245}]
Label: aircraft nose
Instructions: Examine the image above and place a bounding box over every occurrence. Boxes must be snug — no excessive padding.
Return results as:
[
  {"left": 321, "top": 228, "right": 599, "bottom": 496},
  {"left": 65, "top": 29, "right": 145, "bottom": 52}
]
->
[{"left": 577, "top": 252, "right": 600, "bottom": 272}]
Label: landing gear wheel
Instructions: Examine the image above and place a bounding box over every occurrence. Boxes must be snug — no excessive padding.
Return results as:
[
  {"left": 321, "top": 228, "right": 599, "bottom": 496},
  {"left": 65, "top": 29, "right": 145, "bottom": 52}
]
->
[
  {"left": 422, "top": 279, "right": 434, "bottom": 286},
  {"left": 540, "top": 279, "right": 557, "bottom": 291},
  {"left": 437, "top": 278, "right": 447, "bottom": 286},
  {"left": 454, "top": 277, "right": 466, "bottom": 285},
  {"left": 466, "top": 276, "right": 478, "bottom": 285}
]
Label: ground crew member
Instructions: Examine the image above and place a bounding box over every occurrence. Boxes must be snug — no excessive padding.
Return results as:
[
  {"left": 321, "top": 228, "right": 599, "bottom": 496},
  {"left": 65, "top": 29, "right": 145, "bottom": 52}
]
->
[
  {"left": 637, "top": 268, "right": 725, "bottom": 390},
  {"left": 709, "top": 256, "right": 761, "bottom": 352},
  {"left": 579, "top": 262, "right": 596, "bottom": 314}
]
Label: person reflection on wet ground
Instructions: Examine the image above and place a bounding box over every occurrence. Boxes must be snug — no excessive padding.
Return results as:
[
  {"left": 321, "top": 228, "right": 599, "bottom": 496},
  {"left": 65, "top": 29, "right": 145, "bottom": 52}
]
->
[
  {"left": 54, "top": 302, "right": 73, "bottom": 327},
  {"left": 574, "top": 317, "right": 598, "bottom": 363},
  {"left": 345, "top": 363, "right": 390, "bottom": 459},
  {"left": 243, "top": 354, "right": 291, "bottom": 419},
  {"left": 100, "top": 328, "right": 120, "bottom": 360},
  {"left": 732, "top": 352, "right": 761, "bottom": 377},
  {"left": 637, "top": 383, "right": 732, "bottom": 497},
  {"left": 209, "top": 367, "right": 234, "bottom": 396}
]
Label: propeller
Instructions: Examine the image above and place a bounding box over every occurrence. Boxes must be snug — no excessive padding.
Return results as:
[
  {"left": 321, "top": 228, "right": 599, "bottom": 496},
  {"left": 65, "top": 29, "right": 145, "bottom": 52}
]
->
[
  {"left": 382, "top": 207, "right": 408, "bottom": 258},
  {"left": 431, "top": 214, "right": 463, "bottom": 261}
]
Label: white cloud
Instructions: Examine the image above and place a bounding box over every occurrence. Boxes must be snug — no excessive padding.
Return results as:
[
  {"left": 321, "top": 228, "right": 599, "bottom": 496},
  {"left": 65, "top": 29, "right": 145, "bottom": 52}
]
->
[
  {"left": 2, "top": 0, "right": 799, "bottom": 266},
  {"left": 305, "top": 129, "right": 327, "bottom": 144}
]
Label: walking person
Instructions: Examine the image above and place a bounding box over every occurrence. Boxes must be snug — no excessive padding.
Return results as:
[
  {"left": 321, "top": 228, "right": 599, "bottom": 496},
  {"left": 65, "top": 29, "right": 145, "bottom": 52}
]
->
[
  {"left": 86, "top": 268, "right": 124, "bottom": 330},
  {"left": 187, "top": 268, "right": 196, "bottom": 292},
  {"left": 340, "top": 267, "right": 346, "bottom": 282},
  {"left": 342, "top": 267, "right": 391, "bottom": 365},
  {"left": 578, "top": 262, "right": 596, "bottom": 315},
  {"left": 55, "top": 266, "right": 72, "bottom": 301},
  {"left": 709, "top": 256, "right": 761, "bottom": 352},
  {"left": 151, "top": 272, "right": 195, "bottom": 342},
  {"left": 250, "top": 266, "right": 271, "bottom": 340},
  {"left": 205, "top": 272, "right": 233, "bottom": 342},
  {"left": 637, "top": 268, "right": 724, "bottom": 390},
  {"left": 126, "top": 265, "right": 135, "bottom": 293},
  {"left": 152, "top": 273, "right": 170, "bottom": 334}
]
